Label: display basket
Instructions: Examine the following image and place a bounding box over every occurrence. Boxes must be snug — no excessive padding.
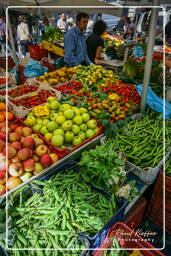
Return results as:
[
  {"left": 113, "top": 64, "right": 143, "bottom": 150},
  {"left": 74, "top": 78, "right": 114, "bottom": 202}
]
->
[
  {"left": 100, "top": 136, "right": 170, "bottom": 184},
  {"left": 93, "top": 222, "right": 164, "bottom": 256},
  {"left": 8, "top": 83, "right": 61, "bottom": 118}
]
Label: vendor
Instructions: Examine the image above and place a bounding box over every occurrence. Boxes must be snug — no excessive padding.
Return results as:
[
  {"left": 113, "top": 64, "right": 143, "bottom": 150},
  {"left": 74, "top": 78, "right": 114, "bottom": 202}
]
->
[
  {"left": 64, "top": 12, "right": 91, "bottom": 67},
  {"left": 86, "top": 20, "right": 107, "bottom": 64},
  {"left": 57, "top": 13, "right": 67, "bottom": 32}
]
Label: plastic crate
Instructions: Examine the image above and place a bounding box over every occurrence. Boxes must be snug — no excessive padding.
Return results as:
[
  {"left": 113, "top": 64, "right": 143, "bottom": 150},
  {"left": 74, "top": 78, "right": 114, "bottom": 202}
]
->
[
  {"left": 124, "top": 197, "right": 147, "bottom": 229},
  {"left": 0, "top": 56, "right": 15, "bottom": 70},
  {"left": 36, "top": 120, "right": 103, "bottom": 159},
  {"left": 100, "top": 136, "right": 170, "bottom": 184},
  {"left": 8, "top": 83, "right": 61, "bottom": 118},
  {"left": 93, "top": 222, "right": 164, "bottom": 256}
]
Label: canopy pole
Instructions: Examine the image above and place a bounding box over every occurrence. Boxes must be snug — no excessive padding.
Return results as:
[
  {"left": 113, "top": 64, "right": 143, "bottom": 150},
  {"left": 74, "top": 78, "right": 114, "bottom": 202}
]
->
[{"left": 140, "top": 0, "right": 160, "bottom": 113}]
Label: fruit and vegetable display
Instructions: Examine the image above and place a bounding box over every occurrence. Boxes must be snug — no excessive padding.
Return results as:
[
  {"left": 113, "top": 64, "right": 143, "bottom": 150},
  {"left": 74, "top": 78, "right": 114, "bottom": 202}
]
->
[
  {"left": 79, "top": 143, "right": 139, "bottom": 201},
  {"left": 11, "top": 90, "right": 56, "bottom": 109},
  {"left": 0, "top": 77, "right": 9, "bottom": 85},
  {"left": 75, "top": 65, "right": 119, "bottom": 90},
  {"left": 24, "top": 97, "right": 100, "bottom": 149},
  {"left": 41, "top": 26, "right": 64, "bottom": 45},
  {"left": 37, "top": 67, "right": 75, "bottom": 86},
  {"left": 56, "top": 81, "right": 83, "bottom": 94},
  {"left": 5, "top": 171, "right": 119, "bottom": 254},
  {"left": 1, "top": 85, "right": 38, "bottom": 98},
  {"left": 166, "top": 157, "right": 171, "bottom": 177},
  {"left": 105, "top": 116, "right": 170, "bottom": 169},
  {"left": 0, "top": 123, "right": 58, "bottom": 195}
]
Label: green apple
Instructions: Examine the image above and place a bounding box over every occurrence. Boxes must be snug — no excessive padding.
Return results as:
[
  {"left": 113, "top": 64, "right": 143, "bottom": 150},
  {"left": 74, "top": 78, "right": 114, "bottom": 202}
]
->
[
  {"left": 20, "top": 172, "right": 33, "bottom": 182},
  {"left": 59, "top": 104, "right": 71, "bottom": 112},
  {"left": 94, "top": 127, "right": 100, "bottom": 134},
  {"left": 82, "top": 113, "right": 90, "bottom": 122},
  {"left": 80, "top": 107, "right": 88, "bottom": 114},
  {"left": 51, "top": 135, "right": 64, "bottom": 147},
  {"left": 64, "top": 109, "right": 75, "bottom": 120},
  {"left": 27, "top": 111, "right": 35, "bottom": 117},
  {"left": 62, "top": 120, "right": 73, "bottom": 131},
  {"left": 50, "top": 100, "right": 60, "bottom": 110},
  {"left": 24, "top": 116, "right": 36, "bottom": 127},
  {"left": 73, "top": 108, "right": 81, "bottom": 116},
  {"left": 72, "top": 136, "right": 82, "bottom": 146},
  {"left": 87, "top": 120, "right": 97, "bottom": 129},
  {"left": 57, "top": 112, "right": 63, "bottom": 116},
  {"left": 85, "top": 129, "right": 95, "bottom": 139},
  {"left": 65, "top": 131, "right": 74, "bottom": 143},
  {"left": 79, "top": 132, "right": 86, "bottom": 142},
  {"left": 47, "top": 121, "right": 58, "bottom": 132},
  {"left": 80, "top": 124, "right": 87, "bottom": 132},
  {"left": 56, "top": 115, "right": 66, "bottom": 125},
  {"left": 47, "top": 96, "right": 56, "bottom": 103},
  {"left": 72, "top": 125, "right": 80, "bottom": 135},
  {"left": 44, "top": 133, "right": 53, "bottom": 141},
  {"left": 36, "top": 119, "right": 43, "bottom": 125},
  {"left": 73, "top": 116, "right": 83, "bottom": 125},
  {"left": 34, "top": 163, "right": 44, "bottom": 174},
  {"left": 44, "top": 102, "right": 51, "bottom": 108},
  {"left": 40, "top": 126, "right": 48, "bottom": 135},
  {"left": 33, "top": 124, "right": 41, "bottom": 132},
  {"left": 42, "top": 119, "right": 49, "bottom": 126},
  {"left": 50, "top": 113, "right": 58, "bottom": 121},
  {"left": 53, "top": 128, "right": 65, "bottom": 136}
]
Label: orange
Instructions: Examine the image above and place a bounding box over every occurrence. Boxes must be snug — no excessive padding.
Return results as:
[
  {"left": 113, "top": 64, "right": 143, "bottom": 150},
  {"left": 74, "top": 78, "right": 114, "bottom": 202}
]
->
[
  {"left": 0, "top": 103, "right": 6, "bottom": 111},
  {"left": 0, "top": 114, "right": 5, "bottom": 123},
  {"left": 2, "top": 111, "right": 13, "bottom": 121}
]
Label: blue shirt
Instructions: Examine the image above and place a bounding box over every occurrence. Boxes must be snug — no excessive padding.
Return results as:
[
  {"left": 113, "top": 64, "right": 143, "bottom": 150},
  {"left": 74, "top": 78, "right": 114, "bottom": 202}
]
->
[{"left": 64, "top": 26, "right": 91, "bottom": 67}]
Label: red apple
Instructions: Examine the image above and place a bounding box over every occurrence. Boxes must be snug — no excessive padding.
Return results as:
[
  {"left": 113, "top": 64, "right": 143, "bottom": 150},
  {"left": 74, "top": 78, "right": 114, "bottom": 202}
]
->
[
  {"left": 7, "top": 177, "right": 21, "bottom": 190},
  {"left": 15, "top": 126, "right": 23, "bottom": 135},
  {"left": 10, "top": 141, "right": 22, "bottom": 150},
  {"left": 8, "top": 163, "right": 24, "bottom": 177},
  {"left": 0, "top": 139, "right": 5, "bottom": 152},
  {"left": 23, "top": 159, "right": 35, "bottom": 172},
  {"left": 35, "top": 145, "right": 48, "bottom": 156},
  {"left": 49, "top": 153, "right": 59, "bottom": 163},
  {"left": 1, "top": 127, "right": 11, "bottom": 133},
  {"left": 40, "top": 154, "right": 53, "bottom": 168},
  {"left": 9, "top": 124, "right": 18, "bottom": 131},
  {"left": 22, "top": 127, "right": 32, "bottom": 137},
  {"left": 3, "top": 146, "right": 16, "bottom": 159},
  {"left": 22, "top": 136, "right": 35, "bottom": 148},
  {"left": 0, "top": 123, "right": 5, "bottom": 130},
  {"left": 0, "top": 159, "right": 6, "bottom": 171},
  {"left": 9, "top": 132, "right": 21, "bottom": 142},
  {"left": 0, "top": 184, "right": 6, "bottom": 195},
  {"left": 0, "top": 131, "right": 6, "bottom": 141},
  {"left": 17, "top": 148, "right": 32, "bottom": 161}
]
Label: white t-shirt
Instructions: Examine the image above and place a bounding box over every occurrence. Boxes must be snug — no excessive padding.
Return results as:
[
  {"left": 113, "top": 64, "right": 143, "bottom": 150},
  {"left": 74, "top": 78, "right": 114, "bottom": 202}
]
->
[
  {"left": 17, "top": 22, "right": 30, "bottom": 41},
  {"left": 57, "top": 18, "right": 67, "bottom": 32}
]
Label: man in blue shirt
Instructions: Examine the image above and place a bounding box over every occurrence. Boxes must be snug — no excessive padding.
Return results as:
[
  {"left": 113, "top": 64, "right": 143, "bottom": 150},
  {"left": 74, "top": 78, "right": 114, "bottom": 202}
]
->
[{"left": 64, "top": 12, "right": 91, "bottom": 67}]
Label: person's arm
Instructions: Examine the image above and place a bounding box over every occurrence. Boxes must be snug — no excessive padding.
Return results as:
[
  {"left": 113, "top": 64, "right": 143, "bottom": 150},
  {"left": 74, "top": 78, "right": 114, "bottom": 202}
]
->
[
  {"left": 165, "top": 58, "right": 171, "bottom": 69},
  {"left": 95, "top": 46, "right": 104, "bottom": 60},
  {"left": 64, "top": 33, "right": 80, "bottom": 67}
]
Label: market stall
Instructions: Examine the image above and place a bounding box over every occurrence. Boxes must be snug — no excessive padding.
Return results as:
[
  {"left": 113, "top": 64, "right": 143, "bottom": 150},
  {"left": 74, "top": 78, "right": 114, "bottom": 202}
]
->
[{"left": 0, "top": 1, "right": 170, "bottom": 255}]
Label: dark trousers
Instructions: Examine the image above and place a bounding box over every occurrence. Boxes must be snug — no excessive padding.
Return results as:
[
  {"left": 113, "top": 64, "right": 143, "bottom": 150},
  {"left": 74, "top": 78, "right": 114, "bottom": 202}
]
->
[{"left": 20, "top": 39, "right": 30, "bottom": 56}]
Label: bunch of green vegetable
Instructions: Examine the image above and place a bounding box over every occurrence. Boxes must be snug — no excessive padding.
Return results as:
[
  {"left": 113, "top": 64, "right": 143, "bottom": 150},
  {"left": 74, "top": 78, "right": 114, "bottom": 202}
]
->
[
  {"left": 79, "top": 144, "right": 126, "bottom": 190},
  {"left": 7, "top": 171, "right": 119, "bottom": 255},
  {"left": 166, "top": 157, "right": 171, "bottom": 177},
  {"left": 106, "top": 117, "right": 170, "bottom": 169},
  {"left": 103, "top": 238, "right": 128, "bottom": 256},
  {"left": 41, "top": 26, "right": 64, "bottom": 45}
]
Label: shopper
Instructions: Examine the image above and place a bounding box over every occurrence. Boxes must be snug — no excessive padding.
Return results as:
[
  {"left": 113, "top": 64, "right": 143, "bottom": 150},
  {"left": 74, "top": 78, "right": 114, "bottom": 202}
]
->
[
  {"left": 57, "top": 13, "right": 67, "bottom": 32},
  {"left": 123, "top": 17, "right": 134, "bottom": 40},
  {"left": 17, "top": 16, "right": 31, "bottom": 58},
  {"left": 64, "top": 12, "right": 91, "bottom": 67},
  {"left": 165, "top": 15, "right": 171, "bottom": 45},
  {"left": 86, "top": 20, "right": 107, "bottom": 64},
  {"left": 116, "top": 16, "right": 126, "bottom": 32},
  {"left": 40, "top": 17, "right": 50, "bottom": 35},
  {"left": 67, "top": 18, "right": 74, "bottom": 30},
  {"left": 0, "top": 16, "right": 6, "bottom": 55}
]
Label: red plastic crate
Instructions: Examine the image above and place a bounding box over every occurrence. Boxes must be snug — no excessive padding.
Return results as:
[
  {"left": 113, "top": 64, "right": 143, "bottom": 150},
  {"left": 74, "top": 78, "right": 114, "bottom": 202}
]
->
[
  {"left": 124, "top": 197, "right": 147, "bottom": 229},
  {"left": 94, "top": 222, "right": 164, "bottom": 256},
  {"left": 29, "top": 45, "right": 48, "bottom": 61}
]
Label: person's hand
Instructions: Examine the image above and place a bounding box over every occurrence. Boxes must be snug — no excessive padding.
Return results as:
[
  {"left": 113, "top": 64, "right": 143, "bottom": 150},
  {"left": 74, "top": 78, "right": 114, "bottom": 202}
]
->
[{"left": 165, "top": 57, "right": 171, "bottom": 68}]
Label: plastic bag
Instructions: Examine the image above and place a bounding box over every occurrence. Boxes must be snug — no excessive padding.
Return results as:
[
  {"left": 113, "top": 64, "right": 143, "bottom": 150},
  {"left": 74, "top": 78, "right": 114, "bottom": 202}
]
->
[
  {"left": 133, "top": 46, "right": 143, "bottom": 58},
  {"left": 24, "top": 60, "right": 48, "bottom": 78},
  {"left": 136, "top": 84, "right": 171, "bottom": 119}
]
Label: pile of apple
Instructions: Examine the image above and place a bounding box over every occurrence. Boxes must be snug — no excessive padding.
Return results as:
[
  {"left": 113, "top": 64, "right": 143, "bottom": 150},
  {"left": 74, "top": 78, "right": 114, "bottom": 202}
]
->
[
  {"left": 0, "top": 123, "right": 58, "bottom": 196},
  {"left": 24, "top": 97, "right": 99, "bottom": 148}
]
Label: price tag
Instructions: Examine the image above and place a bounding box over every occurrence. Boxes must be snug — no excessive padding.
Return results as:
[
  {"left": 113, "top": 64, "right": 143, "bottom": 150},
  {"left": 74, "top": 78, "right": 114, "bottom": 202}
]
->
[{"left": 34, "top": 105, "right": 49, "bottom": 116}]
